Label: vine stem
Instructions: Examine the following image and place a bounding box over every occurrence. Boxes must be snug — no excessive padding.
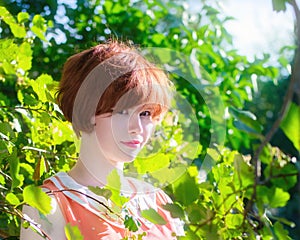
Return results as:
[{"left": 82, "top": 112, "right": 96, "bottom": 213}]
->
[{"left": 243, "top": 0, "right": 300, "bottom": 221}]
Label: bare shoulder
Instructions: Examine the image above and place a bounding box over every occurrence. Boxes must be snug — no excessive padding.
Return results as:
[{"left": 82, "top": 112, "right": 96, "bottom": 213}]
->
[{"left": 20, "top": 192, "right": 66, "bottom": 240}]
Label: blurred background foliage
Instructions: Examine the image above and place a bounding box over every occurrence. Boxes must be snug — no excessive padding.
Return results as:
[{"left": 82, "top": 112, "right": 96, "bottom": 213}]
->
[{"left": 0, "top": 0, "right": 299, "bottom": 239}]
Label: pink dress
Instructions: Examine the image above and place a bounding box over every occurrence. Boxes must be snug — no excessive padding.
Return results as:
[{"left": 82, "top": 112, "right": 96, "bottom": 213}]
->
[{"left": 42, "top": 172, "right": 184, "bottom": 239}]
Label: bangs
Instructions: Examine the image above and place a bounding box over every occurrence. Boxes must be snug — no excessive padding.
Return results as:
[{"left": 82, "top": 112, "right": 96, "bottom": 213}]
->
[{"left": 112, "top": 68, "right": 172, "bottom": 117}]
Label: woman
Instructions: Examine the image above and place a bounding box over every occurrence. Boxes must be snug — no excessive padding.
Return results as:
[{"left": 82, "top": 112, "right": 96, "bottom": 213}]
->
[{"left": 20, "top": 41, "right": 184, "bottom": 239}]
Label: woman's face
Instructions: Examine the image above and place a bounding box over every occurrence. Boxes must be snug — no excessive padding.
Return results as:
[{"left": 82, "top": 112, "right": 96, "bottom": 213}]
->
[{"left": 94, "top": 105, "right": 156, "bottom": 165}]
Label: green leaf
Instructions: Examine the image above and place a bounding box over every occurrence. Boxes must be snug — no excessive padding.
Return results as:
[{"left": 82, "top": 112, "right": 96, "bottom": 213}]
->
[
  {"left": 106, "top": 170, "right": 129, "bottom": 206},
  {"left": 269, "top": 187, "right": 290, "bottom": 208},
  {"left": 225, "top": 213, "right": 243, "bottom": 229},
  {"left": 124, "top": 215, "right": 140, "bottom": 232},
  {"left": 141, "top": 208, "right": 167, "bottom": 225},
  {"left": 0, "top": 7, "right": 26, "bottom": 38},
  {"left": 274, "top": 222, "right": 291, "bottom": 239},
  {"left": 17, "top": 12, "right": 29, "bottom": 23},
  {"left": 31, "top": 25, "right": 46, "bottom": 41},
  {"left": 6, "top": 192, "right": 20, "bottom": 205},
  {"left": 88, "top": 186, "right": 112, "bottom": 200},
  {"left": 134, "top": 153, "right": 170, "bottom": 174},
  {"left": 172, "top": 172, "right": 199, "bottom": 205},
  {"left": 266, "top": 163, "right": 298, "bottom": 191},
  {"left": 151, "top": 33, "right": 165, "bottom": 45},
  {"left": 31, "top": 15, "right": 47, "bottom": 40},
  {"left": 51, "top": 119, "right": 74, "bottom": 144},
  {"left": 33, "top": 156, "right": 46, "bottom": 181},
  {"left": 64, "top": 223, "right": 84, "bottom": 240},
  {"left": 150, "top": 165, "right": 187, "bottom": 185},
  {"left": 9, "top": 23, "right": 26, "bottom": 38},
  {"left": 272, "top": 0, "right": 288, "bottom": 12},
  {"left": 186, "top": 203, "right": 209, "bottom": 224},
  {"left": 2, "top": 60, "right": 15, "bottom": 74},
  {"left": 8, "top": 149, "right": 24, "bottom": 189},
  {"left": 229, "top": 107, "right": 263, "bottom": 133},
  {"left": 18, "top": 42, "right": 33, "bottom": 71},
  {"left": 30, "top": 74, "right": 53, "bottom": 102},
  {"left": 280, "top": 102, "right": 300, "bottom": 150},
  {"left": 233, "top": 154, "right": 254, "bottom": 187},
  {"left": 162, "top": 203, "right": 185, "bottom": 218},
  {"left": 23, "top": 185, "right": 52, "bottom": 215}
]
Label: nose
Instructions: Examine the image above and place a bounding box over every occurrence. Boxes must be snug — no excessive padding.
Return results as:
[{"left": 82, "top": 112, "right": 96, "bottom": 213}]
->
[{"left": 128, "top": 114, "right": 143, "bottom": 135}]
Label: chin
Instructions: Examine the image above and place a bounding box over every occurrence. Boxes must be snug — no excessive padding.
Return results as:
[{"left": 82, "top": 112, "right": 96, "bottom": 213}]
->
[
  {"left": 122, "top": 155, "right": 137, "bottom": 163},
  {"left": 111, "top": 153, "right": 136, "bottom": 163}
]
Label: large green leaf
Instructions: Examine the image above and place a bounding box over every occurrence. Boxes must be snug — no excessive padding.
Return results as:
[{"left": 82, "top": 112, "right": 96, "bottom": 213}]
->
[
  {"left": 172, "top": 171, "right": 199, "bottom": 205},
  {"left": 141, "top": 208, "right": 167, "bottom": 225},
  {"left": 280, "top": 102, "right": 300, "bottom": 150},
  {"left": 269, "top": 187, "right": 290, "bottom": 208},
  {"left": 134, "top": 153, "right": 170, "bottom": 174},
  {"left": 23, "top": 185, "right": 52, "bottom": 215},
  {"left": 229, "top": 106, "right": 263, "bottom": 133},
  {"left": 0, "top": 7, "right": 26, "bottom": 38},
  {"left": 106, "top": 170, "right": 129, "bottom": 207}
]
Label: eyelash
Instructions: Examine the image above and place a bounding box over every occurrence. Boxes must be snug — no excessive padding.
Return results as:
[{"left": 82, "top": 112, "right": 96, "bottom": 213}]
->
[
  {"left": 117, "top": 110, "right": 152, "bottom": 117},
  {"left": 140, "top": 110, "right": 152, "bottom": 117}
]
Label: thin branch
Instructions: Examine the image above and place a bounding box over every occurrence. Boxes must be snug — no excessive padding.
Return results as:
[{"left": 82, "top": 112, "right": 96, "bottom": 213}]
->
[
  {"left": 46, "top": 189, "right": 124, "bottom": 220},
  {"left": 259, "top": 171, "right": 299, "bottom": 185},
  {"left": 0, "top": 105, "right": 44, "bottom": 112}
]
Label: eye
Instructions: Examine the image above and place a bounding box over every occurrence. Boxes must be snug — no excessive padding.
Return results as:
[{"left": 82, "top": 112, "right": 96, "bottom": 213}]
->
[{"left": 140, "top": 110, "right": 151, "bottom": 117}]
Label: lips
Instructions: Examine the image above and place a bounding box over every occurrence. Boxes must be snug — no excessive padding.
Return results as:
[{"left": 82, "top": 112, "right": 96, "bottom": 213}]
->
[{"left": 121, "top": 140, "right": 142, "bottom": 148}]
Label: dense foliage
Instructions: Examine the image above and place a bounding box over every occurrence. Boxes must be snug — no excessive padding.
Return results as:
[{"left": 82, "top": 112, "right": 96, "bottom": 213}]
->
[{"left": 0, "top": 0, "right": 299, "bottom": 239}]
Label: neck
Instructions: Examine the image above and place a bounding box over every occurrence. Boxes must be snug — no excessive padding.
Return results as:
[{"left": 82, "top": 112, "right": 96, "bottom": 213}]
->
[{"left": 68, "top": 131, "right": 124, "bottom": 187}]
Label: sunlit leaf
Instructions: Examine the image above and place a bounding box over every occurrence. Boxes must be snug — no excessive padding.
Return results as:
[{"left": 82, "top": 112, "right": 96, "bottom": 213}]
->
[
  {"left": 17, "top": 12, "right": 29, "bottom": 23},
  {"left": 106, "top": 170, "right": 129, "bottom": 206},
  {"left": 134, "top": 153, "right": 170, "bottom": 174},
  {"left": 23, "top": 185, "right": 51, "bottom": 215},
  {"left": 225, "top": 214, "right": 243, "bottom": 229},
  {"left": 233, "top": 154, "right": 254, "bottom": 187},
  {"left": 6, "top": 192, "right": 20, "bottom": 205},
  {"left": 280, "top": 102, "right": 300, "bottom": 150},
  {"left": 141, "top": 208, "right": 167, "bottom": 225},
  {"left": 269, "top": 187, "right": 290, "bottom": 208},
  {"left": 65, "top": 223, "right": 84, "bottom": 240}
]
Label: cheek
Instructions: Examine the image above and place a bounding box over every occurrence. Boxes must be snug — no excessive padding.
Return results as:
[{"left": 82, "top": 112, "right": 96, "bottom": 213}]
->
[
  {"left": 143, "top": 122, "right": 155, "bottom": 138},
  {"left": 95, "top": 118, "right": 114, "bottom": 144}
]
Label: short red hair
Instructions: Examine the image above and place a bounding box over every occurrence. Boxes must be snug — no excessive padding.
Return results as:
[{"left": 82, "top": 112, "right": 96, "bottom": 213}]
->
[{"left": 56, "top": 41, "right": 172, "bottom": 135}]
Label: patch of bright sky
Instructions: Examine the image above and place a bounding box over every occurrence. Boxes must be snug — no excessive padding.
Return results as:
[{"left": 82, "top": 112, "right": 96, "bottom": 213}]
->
[
  {"left": 187, "top": 0, "right": 296, "bottom": 62},
  {"left": 221, "top": 0, "right": 295, "bottom": 61}
]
